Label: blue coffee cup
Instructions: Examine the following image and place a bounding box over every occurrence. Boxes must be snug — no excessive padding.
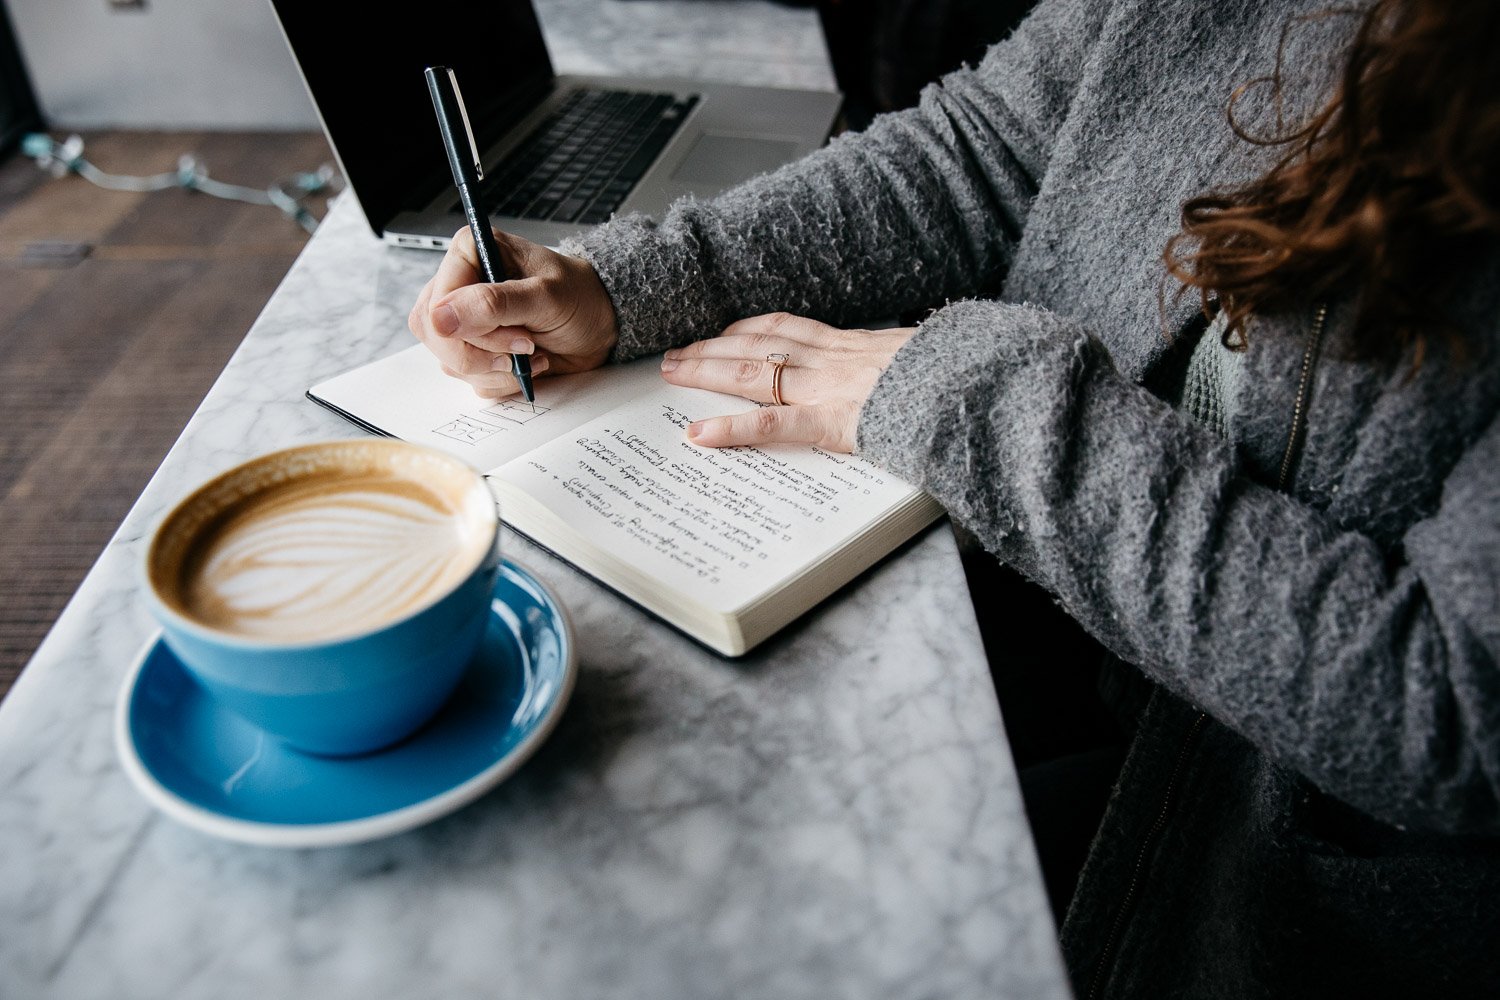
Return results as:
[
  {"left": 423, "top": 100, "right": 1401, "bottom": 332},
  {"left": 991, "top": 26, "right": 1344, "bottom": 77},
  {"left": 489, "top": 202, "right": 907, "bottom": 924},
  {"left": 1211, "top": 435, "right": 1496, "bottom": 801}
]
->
[{"left": 144, "top": 440, "right": 501, "bottom": 756}]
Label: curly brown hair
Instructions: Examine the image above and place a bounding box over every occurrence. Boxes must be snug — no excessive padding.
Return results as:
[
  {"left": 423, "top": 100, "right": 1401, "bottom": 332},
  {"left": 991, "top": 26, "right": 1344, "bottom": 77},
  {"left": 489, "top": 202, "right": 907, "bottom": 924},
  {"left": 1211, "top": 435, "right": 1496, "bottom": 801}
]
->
[{"left": 1165, "top": 0, "right": 1500, "bottom": 362}]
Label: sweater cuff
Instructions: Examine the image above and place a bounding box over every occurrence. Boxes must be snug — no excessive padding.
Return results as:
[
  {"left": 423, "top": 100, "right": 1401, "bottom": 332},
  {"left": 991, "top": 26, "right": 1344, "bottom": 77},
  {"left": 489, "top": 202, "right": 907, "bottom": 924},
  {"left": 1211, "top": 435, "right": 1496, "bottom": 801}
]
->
[
  {"left": 561, "top": 211, "right": 720, "bottom": 364},
  {"left": 856, "top": 298, "right": 1087, "bottom": 539}
]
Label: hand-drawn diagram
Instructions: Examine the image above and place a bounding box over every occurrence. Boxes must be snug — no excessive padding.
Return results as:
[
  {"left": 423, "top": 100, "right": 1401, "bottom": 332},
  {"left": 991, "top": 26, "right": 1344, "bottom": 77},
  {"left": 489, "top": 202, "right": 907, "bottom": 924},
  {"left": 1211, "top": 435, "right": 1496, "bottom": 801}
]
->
[
  {"left": 484, "top": 399, "right": 550, "bottom": 424},
  {"left": 432, "top": 400, "right": 553, "bottom": 445}
]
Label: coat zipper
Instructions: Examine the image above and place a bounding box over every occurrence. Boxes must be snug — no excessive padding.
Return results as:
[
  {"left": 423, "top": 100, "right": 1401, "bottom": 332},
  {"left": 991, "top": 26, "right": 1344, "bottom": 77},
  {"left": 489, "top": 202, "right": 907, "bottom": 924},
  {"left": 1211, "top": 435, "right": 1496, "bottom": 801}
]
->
[
  {"left": 1277, "top": 302, "right": 1330, "bottom": 491},
  {"left": 1085, "top": 304, "right": 1329, "bottom": 998},
  {"left": 1084, "top": 711, "right": 1209, "bottom": 1000}
]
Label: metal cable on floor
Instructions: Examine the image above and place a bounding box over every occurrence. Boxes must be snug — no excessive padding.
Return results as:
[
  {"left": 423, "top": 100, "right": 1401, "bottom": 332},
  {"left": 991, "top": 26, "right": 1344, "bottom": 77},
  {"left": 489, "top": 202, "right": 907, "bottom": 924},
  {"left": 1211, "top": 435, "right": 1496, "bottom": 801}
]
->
[{"left": 18, "top": 132, "right": 340, "bottom": 233}]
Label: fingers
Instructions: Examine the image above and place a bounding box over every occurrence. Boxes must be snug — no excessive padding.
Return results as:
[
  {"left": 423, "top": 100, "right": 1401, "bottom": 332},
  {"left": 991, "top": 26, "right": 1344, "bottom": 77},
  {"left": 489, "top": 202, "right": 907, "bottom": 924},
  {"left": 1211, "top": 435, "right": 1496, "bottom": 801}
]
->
[
  {"left": 426, "top": 336, "right": 530, "bottom": 378},
  {"left": 662, "top": 333, "right": 807, "bottom": 365},
  {"left": 408, "top": 229, "right": 550, "bottom": 378},
  {"left": 441, "top": 353, "right": 551, "bottom": 398},
  {"left": 659, "top": 312, "right": 869, "bottom": 403},
  {"left": 687, "top": 401, "right": 858, "bottom": 452},
  {"left": 423, "top": 228, "right": 558, "bottom": 339},
  {"left": 430, "top": 225, "right": 532, "bottom": 295},
  {"left": 660, "top": 352, "right": 801, "bottom": 404},
  {"left": 462, "top": 327, "right": 536, "bottom": 356},
  {"left": 720, "top": 312, "right": 847, "bottom": 348},
  {"left": 429, "top": 275, "right": 550, "bottom": 340},
  {"left": 661, "top": 316, "right": 919, "bottom": 415},
  {"left": 426, "top": 227, "right": 486, "bottom": 310},
  {"left": 409, "top": 224, "right": 619, "bottom": 399},
  {"left": 408, "top": 229, "right": 491, "bottom": 346},
  {"left": 660, "top": 319, "right": 812, "bottom": 403}
]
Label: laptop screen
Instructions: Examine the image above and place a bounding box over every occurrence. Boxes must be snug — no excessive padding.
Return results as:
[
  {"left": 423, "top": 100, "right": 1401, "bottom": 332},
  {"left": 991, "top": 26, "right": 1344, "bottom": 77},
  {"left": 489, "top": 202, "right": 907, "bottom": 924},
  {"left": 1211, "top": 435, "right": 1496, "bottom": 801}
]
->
[{"left": 271, "top": 0, "right": 554, "bottom": 235}]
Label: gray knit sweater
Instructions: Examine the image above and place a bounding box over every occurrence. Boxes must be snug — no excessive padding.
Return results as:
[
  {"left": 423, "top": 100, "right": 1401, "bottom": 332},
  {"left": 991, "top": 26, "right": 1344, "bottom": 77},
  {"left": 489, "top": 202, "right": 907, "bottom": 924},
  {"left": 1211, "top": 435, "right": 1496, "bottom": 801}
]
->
[{"left": 566, "top": 0, "right": 1500, "bottom": 994}]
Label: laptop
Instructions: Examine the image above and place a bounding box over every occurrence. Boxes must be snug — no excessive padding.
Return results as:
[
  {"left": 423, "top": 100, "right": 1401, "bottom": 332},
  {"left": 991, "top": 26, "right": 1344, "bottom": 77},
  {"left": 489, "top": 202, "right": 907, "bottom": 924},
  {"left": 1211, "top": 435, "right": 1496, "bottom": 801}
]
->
[{"left": 269, "top": 0, "right": 842, "bottom": 249}]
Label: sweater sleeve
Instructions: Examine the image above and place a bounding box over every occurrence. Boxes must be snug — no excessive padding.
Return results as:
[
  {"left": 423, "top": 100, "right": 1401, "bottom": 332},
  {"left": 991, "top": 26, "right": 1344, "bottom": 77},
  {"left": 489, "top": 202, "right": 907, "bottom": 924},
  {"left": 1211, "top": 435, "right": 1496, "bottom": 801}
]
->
[
  {"left": 559, "top": 0, "right": 1115, "bottom": 361},
  {"left": 857, "top": 299, "right": 1500, "bottom": 836}
]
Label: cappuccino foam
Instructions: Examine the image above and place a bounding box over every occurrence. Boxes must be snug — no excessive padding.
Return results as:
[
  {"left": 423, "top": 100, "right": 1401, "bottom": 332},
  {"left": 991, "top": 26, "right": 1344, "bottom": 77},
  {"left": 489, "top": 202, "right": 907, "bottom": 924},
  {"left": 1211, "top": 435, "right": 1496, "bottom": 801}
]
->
[{"left": 174, "top": 471, "right": 489, "bottom": 642}]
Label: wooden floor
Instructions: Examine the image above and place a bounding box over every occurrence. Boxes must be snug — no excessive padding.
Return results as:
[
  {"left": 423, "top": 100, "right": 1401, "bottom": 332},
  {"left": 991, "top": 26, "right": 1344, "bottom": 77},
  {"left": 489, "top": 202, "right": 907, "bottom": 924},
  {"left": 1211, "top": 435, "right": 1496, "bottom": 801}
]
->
[{"left": 0, "top": 130, "right": 332, "bottom": 699}]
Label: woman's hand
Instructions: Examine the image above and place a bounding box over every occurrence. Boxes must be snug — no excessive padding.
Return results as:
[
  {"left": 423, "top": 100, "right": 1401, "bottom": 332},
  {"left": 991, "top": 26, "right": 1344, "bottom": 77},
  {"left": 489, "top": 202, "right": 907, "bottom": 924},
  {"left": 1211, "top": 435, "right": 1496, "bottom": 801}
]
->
[
  {"left": 659, "top": 312, "right": 917, "bottom": 453},
  {"left": 408, "top": 227, "right": 619, "bottom": 398}
]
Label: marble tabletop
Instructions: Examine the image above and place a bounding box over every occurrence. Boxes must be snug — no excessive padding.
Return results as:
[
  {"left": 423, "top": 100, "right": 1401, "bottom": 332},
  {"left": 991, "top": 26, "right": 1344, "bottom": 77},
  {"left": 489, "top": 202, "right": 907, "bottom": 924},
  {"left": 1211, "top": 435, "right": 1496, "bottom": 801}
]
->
[{"left": 0, "top": 3, "right": 1069, "bottom": 997}]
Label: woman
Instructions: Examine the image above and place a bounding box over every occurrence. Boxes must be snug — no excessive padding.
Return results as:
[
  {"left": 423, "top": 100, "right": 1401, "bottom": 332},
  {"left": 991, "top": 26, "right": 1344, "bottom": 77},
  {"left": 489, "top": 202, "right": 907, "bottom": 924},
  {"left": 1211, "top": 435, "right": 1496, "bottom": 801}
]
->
[{"left": 410, "top": 0, "right": 1500, "bottom": 994}]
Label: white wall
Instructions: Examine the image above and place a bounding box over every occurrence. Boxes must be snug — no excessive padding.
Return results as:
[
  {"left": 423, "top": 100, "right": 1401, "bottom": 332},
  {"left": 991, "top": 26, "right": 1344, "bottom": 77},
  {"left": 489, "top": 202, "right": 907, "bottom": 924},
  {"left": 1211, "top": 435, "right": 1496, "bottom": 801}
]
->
[
  {"left": 8, "top": 0, "right": 318, "bottom": 129},
  {"left": 5, "top": 0, "right": 832, "bottom": 131}
]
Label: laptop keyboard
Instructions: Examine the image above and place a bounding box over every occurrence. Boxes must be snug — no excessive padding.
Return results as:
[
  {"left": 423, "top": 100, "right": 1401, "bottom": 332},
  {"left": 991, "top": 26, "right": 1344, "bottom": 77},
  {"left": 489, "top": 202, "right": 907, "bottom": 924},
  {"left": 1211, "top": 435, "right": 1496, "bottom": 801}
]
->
[{"left": 463, "top": 88, "right": 699, "bottom": 226}]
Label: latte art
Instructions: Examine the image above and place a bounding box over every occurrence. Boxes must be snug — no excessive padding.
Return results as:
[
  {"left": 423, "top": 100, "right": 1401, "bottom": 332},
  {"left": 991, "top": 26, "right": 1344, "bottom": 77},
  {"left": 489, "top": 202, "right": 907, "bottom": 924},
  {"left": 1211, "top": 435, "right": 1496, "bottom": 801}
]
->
[{"left": 180, "top": 475, "right": 488, "bottom": 641}]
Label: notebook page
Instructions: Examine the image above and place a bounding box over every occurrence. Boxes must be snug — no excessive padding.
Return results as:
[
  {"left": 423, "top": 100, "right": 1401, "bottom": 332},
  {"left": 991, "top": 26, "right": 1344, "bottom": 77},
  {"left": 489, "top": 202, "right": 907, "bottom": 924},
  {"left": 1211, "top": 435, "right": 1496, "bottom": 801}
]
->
[
  {"left": 491, "top": 385, "right": 921, "bottom": 613},
  {"left": 310, "top": 344, "right": 662, "bottom": 470}
]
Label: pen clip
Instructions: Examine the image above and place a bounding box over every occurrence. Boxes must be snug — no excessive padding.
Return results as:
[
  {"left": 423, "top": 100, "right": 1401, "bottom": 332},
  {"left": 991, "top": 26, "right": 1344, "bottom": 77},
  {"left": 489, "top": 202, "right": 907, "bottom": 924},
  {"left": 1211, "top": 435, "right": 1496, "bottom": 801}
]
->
[{"left": 446, "top": 67, "right": 484, "bottom": 181}]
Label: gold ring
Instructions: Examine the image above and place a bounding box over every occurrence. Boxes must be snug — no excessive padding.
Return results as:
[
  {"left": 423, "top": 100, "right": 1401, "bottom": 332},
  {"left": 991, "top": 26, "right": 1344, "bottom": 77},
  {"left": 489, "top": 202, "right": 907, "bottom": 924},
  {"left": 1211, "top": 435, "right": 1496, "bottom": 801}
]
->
[{"left": 766, "top": 353, "right": 789, "bottom": 405}]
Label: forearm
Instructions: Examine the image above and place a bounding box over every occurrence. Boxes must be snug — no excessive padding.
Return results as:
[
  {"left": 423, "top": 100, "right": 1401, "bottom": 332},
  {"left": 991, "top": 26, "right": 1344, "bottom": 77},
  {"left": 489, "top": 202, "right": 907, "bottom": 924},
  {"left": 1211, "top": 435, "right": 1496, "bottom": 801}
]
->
[
  {"left": 858, "top": 299, "right": 1500, "bottom": 834},
  {"left": 562, "top": 0, "right": 1111, "bottom": 360}
]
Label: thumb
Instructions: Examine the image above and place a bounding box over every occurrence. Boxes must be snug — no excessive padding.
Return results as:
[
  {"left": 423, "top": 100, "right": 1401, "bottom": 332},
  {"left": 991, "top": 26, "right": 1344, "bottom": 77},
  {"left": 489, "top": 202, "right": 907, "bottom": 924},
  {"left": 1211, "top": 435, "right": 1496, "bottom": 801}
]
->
[{"left": 434, "top": 275, "right": 560, "bottom": 339}]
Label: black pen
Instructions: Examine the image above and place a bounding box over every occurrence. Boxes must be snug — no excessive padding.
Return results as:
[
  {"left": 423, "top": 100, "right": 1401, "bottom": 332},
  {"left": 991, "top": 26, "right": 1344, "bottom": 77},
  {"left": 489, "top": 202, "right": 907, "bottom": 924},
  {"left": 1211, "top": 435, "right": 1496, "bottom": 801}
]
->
[{"left": 425, "top": 65, "right": 536, "bottom": 408}]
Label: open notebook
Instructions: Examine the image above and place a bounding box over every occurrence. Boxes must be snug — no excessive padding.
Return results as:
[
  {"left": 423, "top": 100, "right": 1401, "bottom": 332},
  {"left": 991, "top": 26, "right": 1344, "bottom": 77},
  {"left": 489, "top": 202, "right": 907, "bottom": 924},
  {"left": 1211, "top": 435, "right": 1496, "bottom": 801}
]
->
[{"left": 308, "top": 346, "right": 942, "bottom": 656}]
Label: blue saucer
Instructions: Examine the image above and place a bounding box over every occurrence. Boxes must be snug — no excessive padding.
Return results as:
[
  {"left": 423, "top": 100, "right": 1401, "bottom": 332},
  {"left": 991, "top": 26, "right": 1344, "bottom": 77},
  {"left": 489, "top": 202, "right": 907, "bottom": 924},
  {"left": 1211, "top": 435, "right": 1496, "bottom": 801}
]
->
[{"left": 115, "top": 560, "right": 576, "bottom": 848}]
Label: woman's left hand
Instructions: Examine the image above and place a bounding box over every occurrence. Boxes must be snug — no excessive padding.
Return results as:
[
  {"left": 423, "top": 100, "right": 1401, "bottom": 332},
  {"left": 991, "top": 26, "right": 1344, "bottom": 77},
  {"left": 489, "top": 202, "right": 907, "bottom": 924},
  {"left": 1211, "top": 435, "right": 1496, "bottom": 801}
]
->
[{"left": 658, "top": 312, "right": 916, "bottom": 453}]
